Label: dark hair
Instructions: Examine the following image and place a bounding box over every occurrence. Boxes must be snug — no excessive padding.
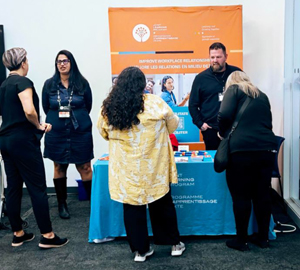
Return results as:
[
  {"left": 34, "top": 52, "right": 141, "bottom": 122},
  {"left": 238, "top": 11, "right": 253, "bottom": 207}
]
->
[
  {"left": 161, "top": 75, "right": 173, "bottom": 92},
  {"left": 101, "top": 66, "right": 146, "bottom": 130},
  {"left": 209, "top": 42, "right": 226, "bottom": 55},
  {"left": 53, "top": 50, "right": 86, "bottom": 92},
  {"left": 147, "top": 80, "right": 155, "bottom": 85}
]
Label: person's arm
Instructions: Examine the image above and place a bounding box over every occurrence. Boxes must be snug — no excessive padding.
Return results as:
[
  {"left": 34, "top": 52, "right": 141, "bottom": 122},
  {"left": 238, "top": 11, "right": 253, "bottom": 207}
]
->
[
  {"left": 18, "top": 88, "right": 45, "bottom": 131},
  {"left": 188, "top": 76, "right": 203, "bottom": 129},
  {"left": 178, "top": 92, "right": 190, "bottom": 107},
  {"left": 84, "top": 82, "right": 93, "bottom": 113},
  {"left": 163, "top": 102, "right": 179, "bottom": 134},
  {"left": 42, "top": 81, "right": 50, "bottom": 115},
  {"left": 97, "top": 110, "right": 109, "bottom": 140},
  {"left": 217, "top": 85, "right": 239, "bottom": 137}
]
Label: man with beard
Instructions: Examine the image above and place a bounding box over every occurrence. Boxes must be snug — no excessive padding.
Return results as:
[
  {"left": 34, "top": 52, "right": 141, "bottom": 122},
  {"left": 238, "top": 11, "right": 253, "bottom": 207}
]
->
[{"left": 188, "top": 42, "right": 241, "bottom": 150}]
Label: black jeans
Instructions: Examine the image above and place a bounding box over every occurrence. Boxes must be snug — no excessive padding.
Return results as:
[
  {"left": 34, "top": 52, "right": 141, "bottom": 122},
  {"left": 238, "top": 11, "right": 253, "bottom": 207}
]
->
[
  {"left": 201, "top": 128, "right": 221, "bottom": 150},
  {"left": 226, "top": 151, "right": 275, "bottom": 241},
  {"left": 0, "top": 132, "right": 52, "bottom": 234},
  {"left": 123, "top": 190, "right": 180, "bottom": 254}
]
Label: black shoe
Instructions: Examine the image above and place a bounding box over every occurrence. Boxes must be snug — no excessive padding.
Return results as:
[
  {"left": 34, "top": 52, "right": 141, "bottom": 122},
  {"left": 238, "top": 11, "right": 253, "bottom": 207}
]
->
[
  {"left": 226, "top": 239, "right": 250, "bottom": 252},
  {"left": 58, "top": 202, "right": 70, "bottom": 219},
  {"left": 12, "top": 232, "right": 35, "bottom": 247},
  {"left": 39, "top": 234, "right": 69, "bottom": 249},
  {"left": 249, "top": 235, "right": 269, "bottom": 248}
]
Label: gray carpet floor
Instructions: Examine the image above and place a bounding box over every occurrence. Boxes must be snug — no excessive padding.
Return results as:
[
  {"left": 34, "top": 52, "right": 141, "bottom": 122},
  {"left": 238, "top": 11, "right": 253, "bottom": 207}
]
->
[{"left": 0, "top": 193, "right": 300, "bottom": 270}]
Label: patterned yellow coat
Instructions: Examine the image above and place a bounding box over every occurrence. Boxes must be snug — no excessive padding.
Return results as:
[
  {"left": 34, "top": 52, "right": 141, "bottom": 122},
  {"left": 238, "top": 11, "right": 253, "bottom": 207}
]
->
[{"left": 97, "top": 94, "right": 179, "bottom": 205}]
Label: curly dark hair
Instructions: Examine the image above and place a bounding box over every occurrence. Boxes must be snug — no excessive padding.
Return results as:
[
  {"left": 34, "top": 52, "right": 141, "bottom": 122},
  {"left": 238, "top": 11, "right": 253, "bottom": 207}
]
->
[{"left": 101, "top": 67, "right": 146, "bottom": 130}]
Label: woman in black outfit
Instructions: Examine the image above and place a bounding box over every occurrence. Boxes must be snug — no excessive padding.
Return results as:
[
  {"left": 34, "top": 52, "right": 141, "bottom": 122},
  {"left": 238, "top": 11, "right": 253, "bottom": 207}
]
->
[
  {"left": 0, "top": 47, "right": 68, "bottom": 248},
  {"left": 42, "top": 50, "right": 93, "bottom": 219},
  {"left": 218, "top": 71, "right": 277, "bottom": 251}
]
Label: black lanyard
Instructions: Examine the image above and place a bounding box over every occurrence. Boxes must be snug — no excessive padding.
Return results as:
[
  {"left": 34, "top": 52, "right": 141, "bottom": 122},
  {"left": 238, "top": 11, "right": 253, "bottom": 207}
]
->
[{"left": 213, "top": 70, "right": 226, "bottom": 91}]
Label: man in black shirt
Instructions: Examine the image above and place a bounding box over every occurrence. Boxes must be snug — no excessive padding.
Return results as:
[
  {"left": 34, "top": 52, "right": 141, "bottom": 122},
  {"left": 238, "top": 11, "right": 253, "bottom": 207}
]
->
[{"left": 188, "top": 42, "right": 241, "bottom": 150}]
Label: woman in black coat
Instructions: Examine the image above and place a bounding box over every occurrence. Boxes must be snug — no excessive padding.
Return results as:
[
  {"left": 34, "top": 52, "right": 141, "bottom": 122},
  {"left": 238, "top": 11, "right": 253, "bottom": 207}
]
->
[
  {"left": 218, "top": 71, "right": 277, "bottom": 251},
  {"left": 42, "top": 50, "right": 93, "bottom": 219}
]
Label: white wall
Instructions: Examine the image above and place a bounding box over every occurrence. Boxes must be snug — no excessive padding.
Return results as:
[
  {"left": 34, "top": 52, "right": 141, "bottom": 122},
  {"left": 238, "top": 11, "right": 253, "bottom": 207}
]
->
[{"left": 0, "top": 0, "right": 285, "bottom": 187}]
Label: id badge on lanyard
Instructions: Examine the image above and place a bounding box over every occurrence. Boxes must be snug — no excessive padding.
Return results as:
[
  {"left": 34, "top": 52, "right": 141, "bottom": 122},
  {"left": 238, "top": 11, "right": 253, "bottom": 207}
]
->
[
  {"left": 57, "top": 88, "right": 73, "bottom": 118},
  {"left": 59, "top": 106, "right": 71, "bottom": 118},
  {"left": 218, "top": 92, "right": 224, "bottom": 102}
]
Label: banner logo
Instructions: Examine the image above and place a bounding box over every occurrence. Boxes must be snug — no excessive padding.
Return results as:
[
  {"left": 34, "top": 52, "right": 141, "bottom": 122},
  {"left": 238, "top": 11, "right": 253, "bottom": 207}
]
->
[{"left": 132, "top": 24, "right": 150, "bottom": 42}]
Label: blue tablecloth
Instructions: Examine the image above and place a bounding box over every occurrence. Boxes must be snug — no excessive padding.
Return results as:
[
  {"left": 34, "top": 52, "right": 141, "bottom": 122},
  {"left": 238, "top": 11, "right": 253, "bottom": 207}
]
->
[{"left": 89, "top": 151, "right": 276, "bottom": 242}]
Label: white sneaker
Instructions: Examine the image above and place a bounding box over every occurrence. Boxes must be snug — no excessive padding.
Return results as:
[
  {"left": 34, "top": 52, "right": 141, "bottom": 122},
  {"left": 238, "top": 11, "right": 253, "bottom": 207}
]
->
[
  {"left": 171, "top": 242, "right": 185, "bottom": 256},
  {"left": 134, "top": 247, "right": 154, "bottom": 262}
]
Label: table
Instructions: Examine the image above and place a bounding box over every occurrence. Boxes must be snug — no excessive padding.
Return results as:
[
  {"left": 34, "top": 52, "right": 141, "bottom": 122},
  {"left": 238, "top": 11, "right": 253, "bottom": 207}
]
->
[{"left": 89, "top": 151, "right": 276, "bottom": 242}]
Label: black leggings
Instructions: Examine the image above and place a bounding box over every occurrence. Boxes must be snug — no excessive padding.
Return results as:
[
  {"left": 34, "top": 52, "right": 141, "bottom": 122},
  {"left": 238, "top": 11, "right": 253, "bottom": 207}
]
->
[
  {"left": 226, "top": 151, "right": 275, "bottom": 241},
  {"left": 123, "top": 190, "right": 180, "bottom": 254},
  {"left": 1, "top": 132, "right": 52, "bottom": 234}
]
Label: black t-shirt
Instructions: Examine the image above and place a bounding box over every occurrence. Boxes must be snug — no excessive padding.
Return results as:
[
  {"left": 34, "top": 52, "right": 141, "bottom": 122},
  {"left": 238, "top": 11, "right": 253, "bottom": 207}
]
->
[{"left": 0, "top": 74, "right": 40, "bottom": 135}]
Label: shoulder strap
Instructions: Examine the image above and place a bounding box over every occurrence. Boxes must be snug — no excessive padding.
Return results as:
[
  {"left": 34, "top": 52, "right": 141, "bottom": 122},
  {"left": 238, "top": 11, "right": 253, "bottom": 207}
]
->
[{"left": 230, "top": 96, "right": 252, "bottom": 135}]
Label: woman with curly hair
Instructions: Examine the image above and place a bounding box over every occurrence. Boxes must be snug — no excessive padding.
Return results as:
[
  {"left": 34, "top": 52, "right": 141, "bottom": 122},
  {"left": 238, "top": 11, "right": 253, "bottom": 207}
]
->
[{"left": 97, "top": 67, "right": 185, "bottom": 262}]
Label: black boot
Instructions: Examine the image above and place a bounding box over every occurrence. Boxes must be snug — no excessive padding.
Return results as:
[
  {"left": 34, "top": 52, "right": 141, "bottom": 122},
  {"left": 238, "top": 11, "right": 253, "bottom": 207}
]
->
[
  {"left": 226, "top": 238, "right": 250, "bottom": 252},
  {"left": 53, "top": 177, "right": 70, "bottom": 219},
  {"left": 82, "top": 180, "right": 92, "bottom": 200}
]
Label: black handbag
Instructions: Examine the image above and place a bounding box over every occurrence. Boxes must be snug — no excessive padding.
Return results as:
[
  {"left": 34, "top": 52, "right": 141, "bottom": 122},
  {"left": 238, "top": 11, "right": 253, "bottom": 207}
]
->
[{"left": 214, "top": 97, "right": 251, "bottom": 173}]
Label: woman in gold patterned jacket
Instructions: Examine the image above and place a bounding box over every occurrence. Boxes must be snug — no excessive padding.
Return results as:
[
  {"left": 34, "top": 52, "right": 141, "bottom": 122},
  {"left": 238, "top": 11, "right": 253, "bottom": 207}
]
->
[{"left": 97, "top": 67, "right": 185, "bottom": 262}]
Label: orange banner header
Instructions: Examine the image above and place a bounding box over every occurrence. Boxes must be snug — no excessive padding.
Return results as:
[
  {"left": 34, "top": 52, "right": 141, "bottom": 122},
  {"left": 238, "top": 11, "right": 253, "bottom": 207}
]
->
[{"left": 108, "top": 6, "right": 243, "bottom": 75}]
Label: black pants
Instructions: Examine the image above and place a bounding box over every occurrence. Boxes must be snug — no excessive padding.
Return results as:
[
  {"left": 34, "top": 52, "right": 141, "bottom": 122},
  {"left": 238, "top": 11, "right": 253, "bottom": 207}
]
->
[
  {"left": 0, "top": 132, "right": 52, "bottom": 234},
  {"left": 226, "top": 151, "right": 275, "bottom": 242},
  {"left": 123, "top": 190, "right": 180, "bottom": 254},
  {"left": 201, "top": 128, "right": 221, "bottom": 150}
]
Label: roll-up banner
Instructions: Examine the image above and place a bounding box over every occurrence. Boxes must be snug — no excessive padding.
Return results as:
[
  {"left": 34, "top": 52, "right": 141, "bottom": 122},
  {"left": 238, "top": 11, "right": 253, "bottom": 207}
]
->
[{"left": 108, "top": 6, "right": 243, "bottom": 144}]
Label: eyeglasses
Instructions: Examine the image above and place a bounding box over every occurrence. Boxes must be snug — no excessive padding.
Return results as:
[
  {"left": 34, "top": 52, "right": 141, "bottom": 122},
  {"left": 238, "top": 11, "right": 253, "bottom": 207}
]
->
[{"left": 56, "top": 59, "right": 70, "bottom": 65}]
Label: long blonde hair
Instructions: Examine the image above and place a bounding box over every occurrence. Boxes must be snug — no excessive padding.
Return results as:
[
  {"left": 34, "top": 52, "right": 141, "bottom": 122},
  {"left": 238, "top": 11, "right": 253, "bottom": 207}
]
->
[{"left": 225, "top": 71, "right": 259, "bottom": 98}]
